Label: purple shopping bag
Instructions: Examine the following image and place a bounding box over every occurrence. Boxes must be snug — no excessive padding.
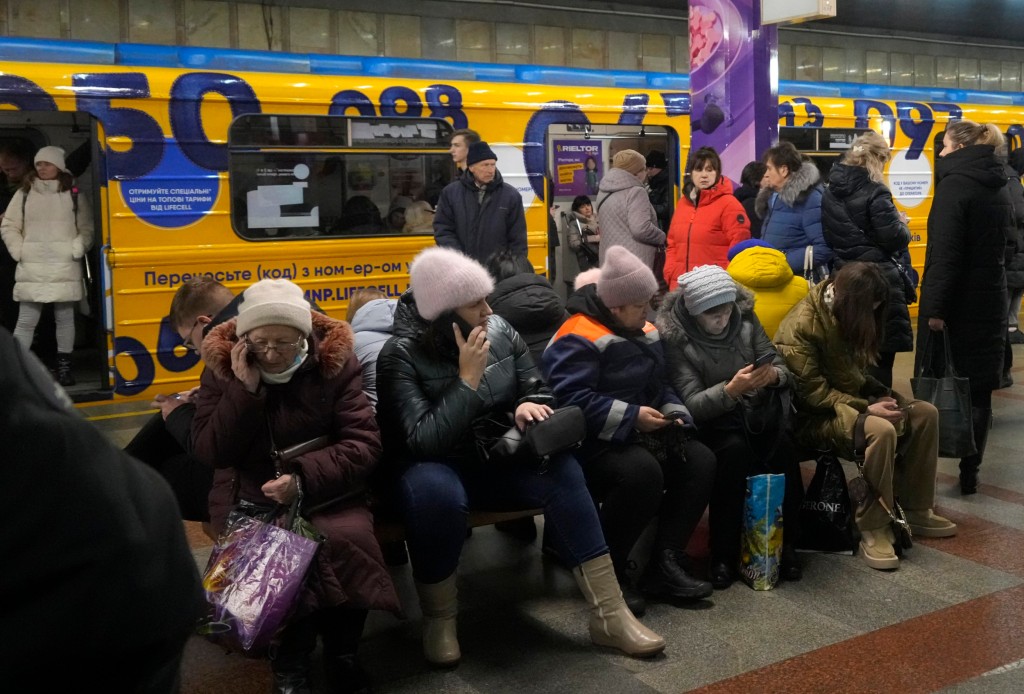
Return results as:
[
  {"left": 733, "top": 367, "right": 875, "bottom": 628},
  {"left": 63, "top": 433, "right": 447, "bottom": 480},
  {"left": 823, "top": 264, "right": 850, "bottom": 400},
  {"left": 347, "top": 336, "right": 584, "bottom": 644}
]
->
[{"left": 199, "top": 510, "right": 320, "bottom": 654}]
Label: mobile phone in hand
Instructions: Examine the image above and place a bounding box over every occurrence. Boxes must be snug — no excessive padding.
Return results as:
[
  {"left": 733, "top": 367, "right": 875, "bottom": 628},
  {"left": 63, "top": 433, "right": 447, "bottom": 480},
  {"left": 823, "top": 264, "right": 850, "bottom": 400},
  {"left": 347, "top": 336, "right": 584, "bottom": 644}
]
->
[
  {"left": 663, "top": 410, "right": 688, "bottom": 422},
  {"left": 750, "top": 352, "right": 775, "bottom": 369}
]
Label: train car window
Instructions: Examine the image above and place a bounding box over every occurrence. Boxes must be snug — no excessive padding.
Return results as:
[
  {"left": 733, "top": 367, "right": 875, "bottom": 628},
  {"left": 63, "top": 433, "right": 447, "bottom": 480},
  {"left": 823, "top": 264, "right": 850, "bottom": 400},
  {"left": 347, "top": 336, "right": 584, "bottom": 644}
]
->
[{"left": 228, "top": 115, "right": 453, "bottom": 240}]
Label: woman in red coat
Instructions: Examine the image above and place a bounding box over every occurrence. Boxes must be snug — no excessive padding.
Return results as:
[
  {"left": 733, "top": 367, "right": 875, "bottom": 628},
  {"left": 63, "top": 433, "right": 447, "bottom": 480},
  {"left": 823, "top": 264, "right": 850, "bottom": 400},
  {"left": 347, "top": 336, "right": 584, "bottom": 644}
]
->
[
  {"left": 192, "top": 278, "right": 399, "bottom": 694},
  {"left": 663, "top": 147, "right": 750, "bottom": 289}
]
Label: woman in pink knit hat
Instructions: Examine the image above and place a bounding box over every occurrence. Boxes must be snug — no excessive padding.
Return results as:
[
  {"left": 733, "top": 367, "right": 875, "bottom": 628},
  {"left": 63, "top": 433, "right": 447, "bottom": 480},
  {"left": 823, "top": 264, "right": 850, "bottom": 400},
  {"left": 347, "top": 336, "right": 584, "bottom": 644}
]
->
[{"left": 376, "top": 246, "right": 664, "bottom": 667}]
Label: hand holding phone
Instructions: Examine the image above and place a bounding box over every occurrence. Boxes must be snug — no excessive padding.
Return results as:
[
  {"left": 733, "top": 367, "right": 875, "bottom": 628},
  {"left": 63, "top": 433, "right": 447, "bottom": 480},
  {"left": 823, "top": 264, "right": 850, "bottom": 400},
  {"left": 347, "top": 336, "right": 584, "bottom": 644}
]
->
[{"left": 750, "top": 352, "right": 776, "bottom": 369}]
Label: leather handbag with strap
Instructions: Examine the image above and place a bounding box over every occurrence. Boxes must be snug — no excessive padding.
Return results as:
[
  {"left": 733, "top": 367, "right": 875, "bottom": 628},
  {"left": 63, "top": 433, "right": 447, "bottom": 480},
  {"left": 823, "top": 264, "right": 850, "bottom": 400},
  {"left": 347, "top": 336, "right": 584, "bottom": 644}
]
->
[{"left": 848, "top": 412, "right": 913, "bottom": 555}]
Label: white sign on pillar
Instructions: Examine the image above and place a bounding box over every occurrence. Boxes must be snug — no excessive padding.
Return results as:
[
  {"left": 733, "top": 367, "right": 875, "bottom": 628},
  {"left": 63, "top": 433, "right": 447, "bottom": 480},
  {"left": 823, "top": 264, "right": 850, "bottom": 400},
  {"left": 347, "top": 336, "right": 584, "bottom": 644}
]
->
[{"left": 761, "top": 0, "right": 836, "bottom": 25}]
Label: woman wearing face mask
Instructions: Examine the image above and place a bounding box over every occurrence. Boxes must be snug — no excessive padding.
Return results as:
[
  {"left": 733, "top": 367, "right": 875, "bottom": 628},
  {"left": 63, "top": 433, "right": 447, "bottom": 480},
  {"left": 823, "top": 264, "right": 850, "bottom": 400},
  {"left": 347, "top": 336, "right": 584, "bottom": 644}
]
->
[
  {"left": 663, "top": 147, "right": 750, "bottom": 289},
  {"left": 776, "top": 262, "right": 957, "bottom": 571},
  {"left": 658, "top": 264, "right": 802, "bottom": 588},
  {"left": 376, "top": 246, "right": 664, "bottom": 667},
  {"left": 191, "top": 278, "right": 399, "bottom": 693},
  {"left": 916, "top": 120, "right": 1015, "bottom": 495}
]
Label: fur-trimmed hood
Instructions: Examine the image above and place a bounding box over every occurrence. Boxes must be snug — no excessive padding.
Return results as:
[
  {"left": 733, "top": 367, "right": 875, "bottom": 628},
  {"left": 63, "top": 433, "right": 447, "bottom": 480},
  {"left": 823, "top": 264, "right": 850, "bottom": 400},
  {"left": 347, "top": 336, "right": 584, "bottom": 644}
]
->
[
  {"left": 201, "top": 311, "right": 354, "bottom": 382},
  {"left": 755, "top": 162, "right": 821, "bottom": 217},
  {"left": 657, "top": 281, "right": 755, "bottom": 347}
]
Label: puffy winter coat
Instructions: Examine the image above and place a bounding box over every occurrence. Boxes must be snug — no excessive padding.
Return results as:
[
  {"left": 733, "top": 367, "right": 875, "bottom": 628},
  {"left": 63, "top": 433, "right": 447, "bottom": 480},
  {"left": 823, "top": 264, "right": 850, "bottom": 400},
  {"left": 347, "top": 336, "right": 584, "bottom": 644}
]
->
[
  {"left": 663, "top": 177, "right": 750, "bottom": 288},
  {"left": 1, "top": 179, "right": 94, "bottom": 303},
  {"left": 193, "top": 312, "right": 399, "bottom": 615},
  {"left": 726, "top": 245, "right": 808, "bottom": 346},
  {"left": 821, "top": 163, "right": 914, "bottom": 352},
  {"left": 916, "top": 144, "right": 1015, "bottom": 391},
  {"left": 774, "top": 282, "right": 898, "bottom": 457},
  {"left": 1002, "top": 160, "right": 1024, "bottom": 290},
  {"left": 433, "top": 168, "right": 527, "bottom": 264},
  {"left": 596, "top": 167, "right": 666, "bottom": 269},
  {"left": 487, "top": 272, "right": 568, "bottom": 367},
  {"left": 376, "top": 292, "right": 553, "bottom": 469},
  {"left": 733, "top": 183, "right": 763, "bottom": 238},
  {"left": 351, "top": 298, "right": 398, "bottom": 408},
  {"left": 542, "top": 283, "right": 690, "bottom": 451},
  {"left": 757, "top": 164, "right": 830, "bottom": 277},
  {"left": 657, "top": 284, "right": 792, "bottom": 425}
]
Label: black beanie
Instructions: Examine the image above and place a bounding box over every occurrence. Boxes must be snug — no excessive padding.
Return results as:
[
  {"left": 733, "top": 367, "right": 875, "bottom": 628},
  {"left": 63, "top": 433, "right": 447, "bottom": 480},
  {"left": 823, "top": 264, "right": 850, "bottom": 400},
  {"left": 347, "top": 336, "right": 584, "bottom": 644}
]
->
[{"left": 467, "top": 141, "right": 498, "bottom": 166}]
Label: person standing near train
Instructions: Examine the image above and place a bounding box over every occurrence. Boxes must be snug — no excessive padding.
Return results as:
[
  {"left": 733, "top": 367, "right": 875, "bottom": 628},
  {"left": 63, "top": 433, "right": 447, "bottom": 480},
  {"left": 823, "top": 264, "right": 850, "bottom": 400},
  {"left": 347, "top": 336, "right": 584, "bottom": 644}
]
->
[{"left": 596, "top": 150, "right": 667, "bottom": 275}]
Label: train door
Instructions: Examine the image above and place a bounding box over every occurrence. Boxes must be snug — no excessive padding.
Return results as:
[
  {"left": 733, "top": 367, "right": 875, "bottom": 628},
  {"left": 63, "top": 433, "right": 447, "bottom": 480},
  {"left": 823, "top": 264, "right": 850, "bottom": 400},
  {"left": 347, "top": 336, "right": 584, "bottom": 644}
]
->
[
  {"left": 545, "top": 123, "right": 678, "bottom": 300},
  {"left": 0, "top": 111, "right": 108, "bottom": 402}
]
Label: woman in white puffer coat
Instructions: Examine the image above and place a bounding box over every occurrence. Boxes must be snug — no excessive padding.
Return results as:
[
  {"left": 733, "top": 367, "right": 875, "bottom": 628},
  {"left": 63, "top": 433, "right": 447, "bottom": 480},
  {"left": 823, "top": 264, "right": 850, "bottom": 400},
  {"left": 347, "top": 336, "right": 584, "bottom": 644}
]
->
[{"left": 1, "top": 145, "right": 93, "bottom": 386}]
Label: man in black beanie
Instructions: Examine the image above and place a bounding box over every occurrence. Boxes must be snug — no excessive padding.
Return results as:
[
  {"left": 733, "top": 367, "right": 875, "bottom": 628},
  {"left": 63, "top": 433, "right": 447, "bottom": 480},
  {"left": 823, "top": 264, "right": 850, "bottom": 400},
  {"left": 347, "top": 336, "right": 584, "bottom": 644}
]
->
[{"left": 433, "top": 140, "right": 527, "bottom": 264}]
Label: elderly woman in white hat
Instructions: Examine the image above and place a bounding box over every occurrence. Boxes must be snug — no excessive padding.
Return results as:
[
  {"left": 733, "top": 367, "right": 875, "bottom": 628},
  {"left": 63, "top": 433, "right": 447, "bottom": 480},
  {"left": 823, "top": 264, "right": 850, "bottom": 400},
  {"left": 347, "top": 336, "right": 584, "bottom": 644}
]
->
[
  {"left": 191, "top": 278, "right": 399, "bottom": 693},
  {"left": 1, "top": 145, "right": 93, "bottom": 387},
  {"left": 376, "top": 246, "right": 664, "bottom": 668}
]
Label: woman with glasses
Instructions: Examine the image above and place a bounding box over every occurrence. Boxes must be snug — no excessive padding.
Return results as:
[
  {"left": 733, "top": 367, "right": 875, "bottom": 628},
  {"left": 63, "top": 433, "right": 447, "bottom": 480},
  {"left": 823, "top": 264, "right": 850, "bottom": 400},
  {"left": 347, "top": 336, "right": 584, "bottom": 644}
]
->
[{"left": 191, "top": 278, "right": 399, "bottom": 694}]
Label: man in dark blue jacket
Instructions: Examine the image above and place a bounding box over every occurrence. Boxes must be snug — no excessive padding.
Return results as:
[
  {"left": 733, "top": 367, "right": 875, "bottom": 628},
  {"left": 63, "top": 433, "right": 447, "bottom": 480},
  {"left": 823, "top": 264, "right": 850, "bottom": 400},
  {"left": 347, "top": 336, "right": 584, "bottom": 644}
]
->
[{"left": 433, "top": 140, "right": 527, "bottom": 264}]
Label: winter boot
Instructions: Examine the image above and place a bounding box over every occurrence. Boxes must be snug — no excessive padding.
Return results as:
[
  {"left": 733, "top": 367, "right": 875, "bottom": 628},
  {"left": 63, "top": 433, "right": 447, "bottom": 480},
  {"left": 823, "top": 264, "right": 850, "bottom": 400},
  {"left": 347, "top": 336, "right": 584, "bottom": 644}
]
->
[
  {"left": 269, "top": 617, "right": 317, "bottom": 694},
  {"left": 905, "top": 509, "right": 957, "bottom": 538},
  {"left": 639, "top": 548, "right": 713, "bottom": 600},
  {"left": 573, "top": 554, "right": 665, "bottom": 658},
  {"left": 859, "top": 527, "right": 899, "bottom": 570},
  {"left": 56, "top": 352, "right": 75, "bottom": 387},
  {"left": 959, "top": 407, "right": 992, "bottom": 495},
  {"left": 320, "top": 608, "right": 372, "bottom": 694},
  {"left": 414, "top": 574, "right": 460, "bottom": 666}
]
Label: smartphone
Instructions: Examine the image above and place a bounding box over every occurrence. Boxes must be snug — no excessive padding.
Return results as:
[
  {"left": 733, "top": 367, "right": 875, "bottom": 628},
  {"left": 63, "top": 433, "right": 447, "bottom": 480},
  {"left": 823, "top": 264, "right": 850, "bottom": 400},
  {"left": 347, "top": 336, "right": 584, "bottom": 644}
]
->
[
  {"left": 663, "top": 410, "right": 688, "bottom": 422},
  {"left": 750, "top": 352, "right": 776, "bottom": 369},
  {"left": 451, "top": 313, "right": 477, "bottom": 340}
]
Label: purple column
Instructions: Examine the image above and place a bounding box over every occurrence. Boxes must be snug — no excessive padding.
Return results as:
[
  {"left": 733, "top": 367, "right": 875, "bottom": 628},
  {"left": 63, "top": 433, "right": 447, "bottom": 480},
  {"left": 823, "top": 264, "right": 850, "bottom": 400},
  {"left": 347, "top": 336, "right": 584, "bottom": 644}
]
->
[{"left": 688, "top": 0, "right": 778, "bottom": 181}]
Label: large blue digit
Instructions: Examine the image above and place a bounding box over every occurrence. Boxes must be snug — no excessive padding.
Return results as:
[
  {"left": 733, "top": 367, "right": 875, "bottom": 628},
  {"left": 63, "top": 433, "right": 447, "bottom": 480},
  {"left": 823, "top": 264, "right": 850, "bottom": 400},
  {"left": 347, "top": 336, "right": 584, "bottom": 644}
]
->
[
  {"left": 425, "top": 84, "right": 468, "bottom": 129},
  {"left": 792, "top": 98, "right": 824, "bottom": 127},
  {"left": 660, "top": 93, "right": 692, "bottom": 118},
  {"left": 0, "top": 75, "right": 57, "bottom": 111},
  {"left": 113, "top": 335, "right": 155, "bottom": 396},
  {"left": 329, "top": 90, "right": 376, "bottom": 117},
  {"left": 896, "top": 102, "right": 933, "bottom": 161},
  {"left": 170, "top": 72, "right": 261, "bottom": 171},
  {"left": 156, "top": 316, "right": 200, "bottom": 372},
  {"left": 379, "top": 86, "right": 423, "bottom": 118},
  {"left": 73, "top": 73, "right": 164, "bottom": 180},
  {"left": 523, "top": 101, "right": 591, "bottom": 199},
  {"left": 778, "top": 101, "right": 796, "bottom": 127},
  {"left": 1007, "top": 124, "right": 1024, "bottom": 152},
  {"left": 618, "top": 94, "right": 650, "bottom": 126},
  {"left": 854, "top": 99, "right": 896, "bottom": 146}
]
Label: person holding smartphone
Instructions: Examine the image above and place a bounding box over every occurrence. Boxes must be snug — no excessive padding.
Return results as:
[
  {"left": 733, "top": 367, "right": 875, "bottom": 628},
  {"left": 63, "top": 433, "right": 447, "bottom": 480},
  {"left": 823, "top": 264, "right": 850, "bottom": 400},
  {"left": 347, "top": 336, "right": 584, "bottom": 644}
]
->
[
  {"left": 376, "top": 246, "right": 664, "bottom": 667},
  {"left": 658, "top": 264, "right": 804, "bottom": 588}
]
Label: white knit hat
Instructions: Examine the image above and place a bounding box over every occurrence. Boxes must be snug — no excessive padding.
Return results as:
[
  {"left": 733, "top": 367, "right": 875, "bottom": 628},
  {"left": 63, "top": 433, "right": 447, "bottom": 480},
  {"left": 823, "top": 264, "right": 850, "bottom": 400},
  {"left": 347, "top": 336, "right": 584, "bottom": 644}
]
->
[
  {"left": 680, "top": 265, "right": 737, "bottom": 315},
  {"left": 34, "top": 145, "right": 69, "bottom": 174},
  {"left": 410, "top": 246, "right": 495, "bottom": 321},
  {"left": 235, "top": 279, "right": 312, "bottom": 337}
]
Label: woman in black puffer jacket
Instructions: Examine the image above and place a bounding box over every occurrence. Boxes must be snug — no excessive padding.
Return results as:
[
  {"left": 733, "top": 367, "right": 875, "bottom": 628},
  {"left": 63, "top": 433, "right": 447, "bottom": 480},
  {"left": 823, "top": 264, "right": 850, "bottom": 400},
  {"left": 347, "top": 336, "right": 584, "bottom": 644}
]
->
[
  {"left": 916, "top": 121, "right": 1016, "bottom": 495},
  {"left": 485, "top": 250, "right": 568, "bottom": 366},
  {"left": 822, "top": 131, "right": 914, "bottom": 386}
]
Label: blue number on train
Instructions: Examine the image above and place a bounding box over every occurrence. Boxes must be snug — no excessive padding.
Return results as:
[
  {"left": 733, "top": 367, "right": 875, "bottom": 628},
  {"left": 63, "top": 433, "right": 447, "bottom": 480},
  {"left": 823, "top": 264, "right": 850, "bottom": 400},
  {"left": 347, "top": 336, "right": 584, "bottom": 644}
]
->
[
  {"left": 618, "top": 94, "right": 650, "bottom": 126},
  {"left": 523, "top": 101, "right": 592, "bottom": 199},
  {"left": 0, "top": 75, "right": 57, "bottom": 111},
  {"left": 170, "top": 72, "right": 262, "bottom": 171},
  {"left": 896, "top": 102, "right": 933, "bottom": 160},
  {"left": 791, "top": 98, "right": 824, "bottom": 128},
  {"left": 329, "top": 90, "right": 377, "bottom": 117},
  {"left": 113, "top": 335, "right": 155, "bottom": 396},
  {"left": 72, "top": 73, "right": 165, "bottom": 180},
  {"left": 854, "top": 100, "right": 896, "bottom": 146},
  {"left": 156, "top": 316, "right": 201, "bottom": 373},
  {"left": 425, "top": 84, "right": 468, "bottom": 130},
  {"left": 379, "top": 86, "right": 423, "bottom": 119}
]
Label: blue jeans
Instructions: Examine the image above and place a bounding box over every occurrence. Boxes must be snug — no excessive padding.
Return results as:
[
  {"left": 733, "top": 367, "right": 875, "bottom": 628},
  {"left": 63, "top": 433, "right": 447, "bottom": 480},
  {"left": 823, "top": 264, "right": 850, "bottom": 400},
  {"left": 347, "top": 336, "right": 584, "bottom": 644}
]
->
[{"left": 398, "top": 453, "right": 607, "bottom": 584}]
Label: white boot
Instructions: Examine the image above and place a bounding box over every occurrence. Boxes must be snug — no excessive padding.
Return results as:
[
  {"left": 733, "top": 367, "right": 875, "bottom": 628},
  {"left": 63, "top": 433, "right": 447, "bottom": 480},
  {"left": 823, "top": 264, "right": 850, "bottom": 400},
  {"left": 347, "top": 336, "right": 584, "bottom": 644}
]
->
[
  {"left": 415, "top": 574, "right": 460, "bottom": 666},
  {"left": 573, "top": 554, "right": 665, "bottom": 657}
]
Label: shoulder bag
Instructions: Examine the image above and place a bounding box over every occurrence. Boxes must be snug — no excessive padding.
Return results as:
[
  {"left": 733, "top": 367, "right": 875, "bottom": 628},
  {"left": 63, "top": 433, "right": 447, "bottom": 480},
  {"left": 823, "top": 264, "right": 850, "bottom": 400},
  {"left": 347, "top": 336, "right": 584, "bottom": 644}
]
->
[
  {"left": 475, "top": 406, "right": 586, "bottom": 472},
  {"left": 910, "top": 329, "right": 976, "bottom": 458}
]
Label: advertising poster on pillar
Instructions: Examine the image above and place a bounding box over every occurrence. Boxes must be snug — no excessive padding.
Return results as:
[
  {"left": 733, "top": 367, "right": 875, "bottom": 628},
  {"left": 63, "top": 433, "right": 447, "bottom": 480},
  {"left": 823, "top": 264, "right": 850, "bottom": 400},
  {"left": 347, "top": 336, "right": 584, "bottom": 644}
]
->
[{"left": 554, "top": 140, "right": 603, "bottom": 197}]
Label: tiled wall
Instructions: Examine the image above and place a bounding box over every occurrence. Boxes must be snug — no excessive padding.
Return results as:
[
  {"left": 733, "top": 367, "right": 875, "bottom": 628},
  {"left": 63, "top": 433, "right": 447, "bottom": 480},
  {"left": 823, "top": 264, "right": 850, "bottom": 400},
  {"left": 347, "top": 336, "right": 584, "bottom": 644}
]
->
[{"left": 3, "top": 0, "right": 1023, "bottom": 91}]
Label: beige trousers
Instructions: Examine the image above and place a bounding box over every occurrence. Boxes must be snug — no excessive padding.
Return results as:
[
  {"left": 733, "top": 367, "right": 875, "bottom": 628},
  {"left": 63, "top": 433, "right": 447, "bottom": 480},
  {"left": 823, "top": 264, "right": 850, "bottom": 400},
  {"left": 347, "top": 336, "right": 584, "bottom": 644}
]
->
[{"left": 855, "top": 399, "right": 939, "bottom": 532}]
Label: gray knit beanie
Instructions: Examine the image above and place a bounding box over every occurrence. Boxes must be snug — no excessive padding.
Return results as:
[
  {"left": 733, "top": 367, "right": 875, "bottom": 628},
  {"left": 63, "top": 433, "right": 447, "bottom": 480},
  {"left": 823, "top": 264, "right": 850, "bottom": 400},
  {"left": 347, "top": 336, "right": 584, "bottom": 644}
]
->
[
  {"left": 597, "top": 246, "right": 659, "bottom": 308},
  {"left": 680, "top": 265, "right": 737, "bottom": 315}
]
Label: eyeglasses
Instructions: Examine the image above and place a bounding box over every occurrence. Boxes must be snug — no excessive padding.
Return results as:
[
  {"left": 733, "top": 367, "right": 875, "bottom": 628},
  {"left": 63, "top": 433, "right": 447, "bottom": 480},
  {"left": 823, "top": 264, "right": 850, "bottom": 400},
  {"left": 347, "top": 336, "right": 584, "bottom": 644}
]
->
[
  {"left": 180, "top": 315, "right": 211, "bottom": 353},
  {"left": 244, "top": 338, "right": 304, "bottom": 355}
]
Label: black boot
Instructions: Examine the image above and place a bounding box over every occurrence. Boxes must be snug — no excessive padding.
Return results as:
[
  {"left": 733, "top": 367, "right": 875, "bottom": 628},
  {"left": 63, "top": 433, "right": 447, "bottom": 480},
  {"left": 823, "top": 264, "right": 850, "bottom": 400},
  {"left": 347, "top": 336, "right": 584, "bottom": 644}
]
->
[
  {"left": 270, "top": 617, "right": 317, "bottom": 694},
  {"left": 56, "top": 352, "right": 75, "bottom": 387},
  {"left": 613, "top": 562, "right": 647, "bottom": 618},
  {"left": 320, "top": 608, "right": 372, "bottom": 694},
  {"left": 640, "top": 548, "right": 713, "bottom": 600},
  {"left": 959, "top": 407, "right": 991, "bottom": 495}
]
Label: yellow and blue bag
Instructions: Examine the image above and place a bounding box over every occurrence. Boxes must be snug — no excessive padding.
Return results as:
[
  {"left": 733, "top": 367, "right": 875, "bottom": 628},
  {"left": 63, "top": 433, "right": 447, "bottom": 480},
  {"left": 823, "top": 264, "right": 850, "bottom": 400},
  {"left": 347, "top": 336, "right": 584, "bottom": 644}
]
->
[{"left": 740, "top": 473, "right": 786, "bottom": 591}]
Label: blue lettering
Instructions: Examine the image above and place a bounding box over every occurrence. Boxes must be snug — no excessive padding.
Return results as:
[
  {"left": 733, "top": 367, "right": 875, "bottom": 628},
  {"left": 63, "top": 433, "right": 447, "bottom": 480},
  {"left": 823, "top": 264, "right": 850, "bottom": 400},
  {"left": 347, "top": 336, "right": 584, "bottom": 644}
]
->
[{"left": 170, "top": 72, "right": 261, "bottom": 171}]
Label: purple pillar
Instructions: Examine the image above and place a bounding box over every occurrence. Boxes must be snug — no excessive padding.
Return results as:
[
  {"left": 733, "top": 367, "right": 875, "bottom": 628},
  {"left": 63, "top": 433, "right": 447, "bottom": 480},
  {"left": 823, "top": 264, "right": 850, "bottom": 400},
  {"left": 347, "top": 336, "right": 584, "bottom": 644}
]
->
[{"left": 688, "top": 0, "right": 778, "bottom": 181}]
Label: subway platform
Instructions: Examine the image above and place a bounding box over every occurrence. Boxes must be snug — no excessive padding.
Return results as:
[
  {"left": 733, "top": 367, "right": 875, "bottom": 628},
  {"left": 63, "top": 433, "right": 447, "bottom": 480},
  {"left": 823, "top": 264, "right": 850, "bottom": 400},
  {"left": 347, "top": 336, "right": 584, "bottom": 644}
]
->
[{"left": 100, "top": 346, "right": 1024, "bottom": 693}]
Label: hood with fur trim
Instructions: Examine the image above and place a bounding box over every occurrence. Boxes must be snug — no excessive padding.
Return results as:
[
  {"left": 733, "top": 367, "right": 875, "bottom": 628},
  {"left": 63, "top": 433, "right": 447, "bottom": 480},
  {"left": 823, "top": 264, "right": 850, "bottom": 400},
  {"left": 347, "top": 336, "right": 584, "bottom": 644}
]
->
[
  {"left": 755, "top": 162, "right": 821, "bottom": 218},
  {"left": 201, "top": 311, "right": 354, "bottom": 382},
  {"left": 656, "top": 281, "right": 755, "bottom": 346}
]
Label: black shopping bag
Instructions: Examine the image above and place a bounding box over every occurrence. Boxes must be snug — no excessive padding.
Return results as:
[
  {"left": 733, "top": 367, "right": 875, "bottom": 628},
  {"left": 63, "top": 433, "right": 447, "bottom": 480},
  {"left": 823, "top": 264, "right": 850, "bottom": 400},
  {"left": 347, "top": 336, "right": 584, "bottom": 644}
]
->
[
  {"left": 797, "top": 452, "right": 857, "bottom": 554},
  {"left": 911, "top": 330, "right": 976, "bottom": 458}
]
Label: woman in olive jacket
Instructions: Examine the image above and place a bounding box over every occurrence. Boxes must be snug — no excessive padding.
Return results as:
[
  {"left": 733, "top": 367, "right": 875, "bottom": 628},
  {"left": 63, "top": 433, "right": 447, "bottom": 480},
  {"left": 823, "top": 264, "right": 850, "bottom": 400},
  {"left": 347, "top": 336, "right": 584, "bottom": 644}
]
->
[
  {"left": 822, "top": 131, "right": 914, "bottom": 387},
  {"left": 916, "top": 121, "right": 1016, "bottom": 494}
]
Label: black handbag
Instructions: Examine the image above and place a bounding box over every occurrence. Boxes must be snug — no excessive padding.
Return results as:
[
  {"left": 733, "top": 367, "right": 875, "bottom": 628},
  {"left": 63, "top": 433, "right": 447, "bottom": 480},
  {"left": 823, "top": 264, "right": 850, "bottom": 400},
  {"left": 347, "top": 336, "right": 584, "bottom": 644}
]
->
[
  {"left": 910, "top": 330, "right": 976, "bottom": 458},
  {"left": 476, "top": 406, "right": 586, "bottom": 471},
  {"left": 889, "top": 256, "right": 918, "bottom": 304},
  {"left": 796, "top": 451, "right": 858, "bottom": 554}
]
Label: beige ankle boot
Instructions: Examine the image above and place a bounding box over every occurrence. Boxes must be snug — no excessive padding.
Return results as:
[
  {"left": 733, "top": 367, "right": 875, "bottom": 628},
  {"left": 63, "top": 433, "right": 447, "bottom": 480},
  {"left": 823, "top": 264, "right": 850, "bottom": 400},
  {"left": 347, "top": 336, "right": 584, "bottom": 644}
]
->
[
  {"left": 573, "top": 554, "right": 665, "bottom": 658},
  {"left": 859, "top": 527, "right": 899, "bottom": 570},
  {"left": 415, "top": 574, "right": 460, "bottom": 666}
]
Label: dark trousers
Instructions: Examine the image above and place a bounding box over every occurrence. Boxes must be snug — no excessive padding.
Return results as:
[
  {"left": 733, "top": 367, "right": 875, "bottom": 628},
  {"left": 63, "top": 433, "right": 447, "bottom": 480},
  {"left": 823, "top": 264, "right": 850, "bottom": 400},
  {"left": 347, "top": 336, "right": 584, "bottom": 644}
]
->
[
  {"left": 580, "top": 438, "right": 716, "bottom": 572},
  {"left": 700, "top": 428, "right": 804, "bottom": 566}
]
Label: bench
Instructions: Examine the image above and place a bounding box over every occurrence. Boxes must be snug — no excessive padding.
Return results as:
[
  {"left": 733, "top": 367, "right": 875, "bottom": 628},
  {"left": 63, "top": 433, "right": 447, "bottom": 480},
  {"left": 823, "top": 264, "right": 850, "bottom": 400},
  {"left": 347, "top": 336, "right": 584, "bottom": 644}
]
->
[{"left": 374, "top": 508, "right": 544, "bottom": 544}]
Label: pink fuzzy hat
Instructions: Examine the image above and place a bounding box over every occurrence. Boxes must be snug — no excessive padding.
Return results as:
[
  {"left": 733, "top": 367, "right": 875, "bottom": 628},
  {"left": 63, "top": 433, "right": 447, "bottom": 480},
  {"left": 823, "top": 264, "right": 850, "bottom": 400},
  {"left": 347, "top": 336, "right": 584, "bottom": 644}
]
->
[
  {"left": 573, "top": 268, "right": 601, "bottom": 290},
  {"left": 597, "top": 246, "right": 658, "bottom": 307},
  {"left": 410, "top": 246, "right": 495, "bottom": 321}
]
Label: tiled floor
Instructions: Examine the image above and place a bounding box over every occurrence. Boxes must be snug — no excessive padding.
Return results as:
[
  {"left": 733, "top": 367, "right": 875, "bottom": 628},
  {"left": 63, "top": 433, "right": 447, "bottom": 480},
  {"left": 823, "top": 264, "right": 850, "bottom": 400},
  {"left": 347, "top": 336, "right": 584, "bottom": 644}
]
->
[{"left": 96, "top": 347, "right": 1024, "bottom": 693}]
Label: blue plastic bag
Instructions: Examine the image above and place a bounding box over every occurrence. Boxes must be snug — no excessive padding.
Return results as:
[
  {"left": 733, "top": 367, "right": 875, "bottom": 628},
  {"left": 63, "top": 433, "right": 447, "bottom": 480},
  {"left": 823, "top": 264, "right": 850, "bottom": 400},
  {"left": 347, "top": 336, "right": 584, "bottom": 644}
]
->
[{"left": 740, "top": 473, "right": 786, "bottom": 591}]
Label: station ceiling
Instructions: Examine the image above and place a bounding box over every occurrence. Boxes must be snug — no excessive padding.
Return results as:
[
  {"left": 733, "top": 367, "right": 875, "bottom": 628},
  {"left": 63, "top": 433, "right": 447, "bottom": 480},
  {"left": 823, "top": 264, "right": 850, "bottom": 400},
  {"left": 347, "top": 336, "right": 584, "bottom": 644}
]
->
[{"left": 633, "top": 0, "right": 1023, "bottom": 45}]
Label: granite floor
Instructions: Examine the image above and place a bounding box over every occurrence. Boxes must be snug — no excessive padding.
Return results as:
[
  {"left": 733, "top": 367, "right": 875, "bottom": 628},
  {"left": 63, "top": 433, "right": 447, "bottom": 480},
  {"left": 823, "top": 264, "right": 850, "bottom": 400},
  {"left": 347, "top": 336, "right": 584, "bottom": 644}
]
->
[{"left": 94, "top": 346, "right": 1024, "bottom": 693}]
